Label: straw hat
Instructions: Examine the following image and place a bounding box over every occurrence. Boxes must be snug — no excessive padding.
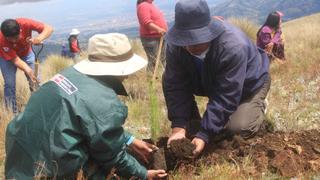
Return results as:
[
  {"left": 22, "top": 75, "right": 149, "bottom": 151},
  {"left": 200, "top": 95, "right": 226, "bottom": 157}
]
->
[{"left": 73, "top": 33, "right": 147, "bottom": 76}]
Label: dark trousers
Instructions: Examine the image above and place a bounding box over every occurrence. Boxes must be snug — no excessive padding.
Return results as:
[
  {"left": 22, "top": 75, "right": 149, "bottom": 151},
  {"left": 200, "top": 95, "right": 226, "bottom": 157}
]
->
[
  {"left": 140, "top": 37, "right": 166, "bottom": 72},
  {"left": 226, "top": 76, "right": 271, "bottom": 139},
  {"left": 187, "top": 77, "right": 271, "bottom": 140}
]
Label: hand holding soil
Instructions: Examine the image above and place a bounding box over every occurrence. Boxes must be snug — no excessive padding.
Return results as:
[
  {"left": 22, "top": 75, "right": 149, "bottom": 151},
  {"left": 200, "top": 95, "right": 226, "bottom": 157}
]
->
[
  {"left": 169, "top": 138, "right": 196, "bottom": 160},
  {"left": 191, "top": 137, "right": 206, "bottom": 157},
  {"left": 167, "top": 127, "right": 186, "bottom": 146},
  {"left": 129, "top": 139, "right": 158, "bottom": 164}
]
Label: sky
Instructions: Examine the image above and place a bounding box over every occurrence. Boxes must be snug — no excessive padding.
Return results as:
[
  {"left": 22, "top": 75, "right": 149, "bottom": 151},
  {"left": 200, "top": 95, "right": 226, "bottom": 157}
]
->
[
  {"left": 0, "top": 0, "right": 220, "bottom": 41},
  {"left": 0, "top": 0, "right": 176, "bottom": 31}
]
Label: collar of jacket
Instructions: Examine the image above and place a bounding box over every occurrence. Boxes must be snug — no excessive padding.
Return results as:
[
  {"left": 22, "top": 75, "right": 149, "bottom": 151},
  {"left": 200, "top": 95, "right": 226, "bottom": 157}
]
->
[
  {"left": 90, "top": 76, "right": 128, "bottom": 96},
  {"left": 209, "top": 18, "right": 226, "bottom": 42}
]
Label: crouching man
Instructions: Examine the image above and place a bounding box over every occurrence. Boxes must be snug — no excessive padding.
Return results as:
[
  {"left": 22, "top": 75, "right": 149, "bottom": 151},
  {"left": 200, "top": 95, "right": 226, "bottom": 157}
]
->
[
  {"left": 163, "top": 0, "right": 270, "bottom": 157},
  {"left": 5, "top": 33, "right": 167, "bottom": 180}
]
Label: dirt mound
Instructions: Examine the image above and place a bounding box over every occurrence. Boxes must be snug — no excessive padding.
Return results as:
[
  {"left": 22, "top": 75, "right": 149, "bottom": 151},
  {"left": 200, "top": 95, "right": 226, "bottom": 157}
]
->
[
  {"left": 201, "top": 129, "right": 320, "bottom": 177},
  {"left": 169, "top": 138, "right": 195, "bottom": 160},
  {"left": 150, "top": 138, "right": 196, "bottom": 171},
  {"left": 149, "top": 130, "right": 320, "bottom": 177}
]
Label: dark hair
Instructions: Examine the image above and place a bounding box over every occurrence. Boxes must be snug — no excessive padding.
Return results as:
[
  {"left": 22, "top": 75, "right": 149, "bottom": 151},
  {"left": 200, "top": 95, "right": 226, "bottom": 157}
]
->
[
  {"left": 137, "top": 0, "right": 146, "bottom": 5},
  {"left": 1, "top": 19, "right": 20, "bottom": 37},
  {"left": 257, "top": 12, "right": 281, "bottom": 36}
]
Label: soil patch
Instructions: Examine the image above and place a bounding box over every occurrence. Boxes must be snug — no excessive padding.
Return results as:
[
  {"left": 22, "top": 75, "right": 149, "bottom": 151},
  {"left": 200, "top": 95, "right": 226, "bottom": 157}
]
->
[
  {"left": 115, "top": 130, "right": 320, "bottom": 178},
  {"left": 169, "top": 138, "right": 195, "bottom": 160},
  {"left": 200, "top": 130, "right": 320, "bottom": 177},
  {"left": 149, "top": 130, "right": 320, "bottom": 177},
  {"left": 147, "top": 137, "right": 196, "bottom": 171}
]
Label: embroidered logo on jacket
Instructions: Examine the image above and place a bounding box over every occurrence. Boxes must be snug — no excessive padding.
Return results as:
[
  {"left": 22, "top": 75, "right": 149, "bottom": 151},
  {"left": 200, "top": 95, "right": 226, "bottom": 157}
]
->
[
  {"left": 51, "top": 74, "right": 78, "bottom": 95},
  {"left": 2, "top": 47, "right": 10, "bottom": 52}
]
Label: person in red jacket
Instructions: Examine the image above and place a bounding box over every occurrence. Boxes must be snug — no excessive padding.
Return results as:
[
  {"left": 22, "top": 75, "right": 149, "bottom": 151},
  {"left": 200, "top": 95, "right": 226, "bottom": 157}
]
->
[
  {"left": 68, "top": 28, "right": 81, "bottom": 62},
  {"left": 0, "top": 18, "right": 53, "bottom": 113},
  {"left": 136, "top": 0, "right": 168, "bottom": 71}
]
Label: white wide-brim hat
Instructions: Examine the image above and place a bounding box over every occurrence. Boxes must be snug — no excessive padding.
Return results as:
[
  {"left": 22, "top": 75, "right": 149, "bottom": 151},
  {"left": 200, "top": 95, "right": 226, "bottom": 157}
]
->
[
  {"left": 74, "top": 33, "right": 147, "bottom": 76},
  {"left": 70, "top": 28, "right": 80, "bottom": 35}
]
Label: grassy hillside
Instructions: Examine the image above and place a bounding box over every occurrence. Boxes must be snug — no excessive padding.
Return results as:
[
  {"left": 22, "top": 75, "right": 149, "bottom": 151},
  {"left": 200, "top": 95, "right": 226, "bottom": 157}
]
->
[
  {"left": 212, "top": 0, "right": 320, "bottom": 24},
  {"left": 0, "top": 13, "right": 319, "bottom": 179}
]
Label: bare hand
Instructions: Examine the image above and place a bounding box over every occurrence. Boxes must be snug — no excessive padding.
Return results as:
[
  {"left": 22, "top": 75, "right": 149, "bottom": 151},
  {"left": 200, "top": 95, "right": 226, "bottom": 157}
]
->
[
  {"left": 167, "top": 127, "right": 186, "bottom": 147},
  {"left": 157, "top": 28, "right": 166, "bottom": 36},
  {"left": 191, "top": 137, "right": 206, "bottom": 158},
  {"left": 129, "top": 139, "right": 158, "bottom": 164},
  {"left": 28, "top": 37, "right": 42, "bottom": 45},
  {"left": 147, "top": 169, "right": 167, "bottom": 180},
  {"left": 26, "top": 69, "right": 38, "bottom": 83}
]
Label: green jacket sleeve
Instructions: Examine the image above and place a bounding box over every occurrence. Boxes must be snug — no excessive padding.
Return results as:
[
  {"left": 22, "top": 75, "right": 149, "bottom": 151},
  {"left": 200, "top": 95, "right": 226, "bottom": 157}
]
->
[
  {"left": 123, "top": 131, "right": 133, "bottom": 144},
  {"left": 83, "top": 109, "right": 147, "bottom": 179}
]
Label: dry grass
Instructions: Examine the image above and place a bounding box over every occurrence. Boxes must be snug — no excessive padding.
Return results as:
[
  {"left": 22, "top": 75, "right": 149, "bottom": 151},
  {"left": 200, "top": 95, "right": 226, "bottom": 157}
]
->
[
  {"left": 267, "top": 13, "right": 320, "bottom": 131},
  {"left": 41, "top": 55, "right": 75, "bottom": 82},
  {"left": 0, "top": 14, "right": 319, "bottom": 179},
  {"left": 228, "top": 17, "right": 259, "bottom": 41}
]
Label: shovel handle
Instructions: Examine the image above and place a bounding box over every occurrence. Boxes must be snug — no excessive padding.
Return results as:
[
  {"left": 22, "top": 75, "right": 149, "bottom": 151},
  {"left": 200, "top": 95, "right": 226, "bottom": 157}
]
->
[
  {"left": 31, "top": 44, "right": 43, "bottom": 91},
  {"left": 34, "top": 61, "right": 39, "bottom": 78},
  {"left": 152, "top": 36, "right": 164, "bottom": 83},
  {"left": 31, "top": 43, "right": 44, "bottom": 63}
]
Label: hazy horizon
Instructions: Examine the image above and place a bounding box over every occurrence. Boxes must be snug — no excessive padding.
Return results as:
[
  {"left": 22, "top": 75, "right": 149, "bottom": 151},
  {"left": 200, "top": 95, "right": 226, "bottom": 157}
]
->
[
  {"left": 0, "top": 0, "right": 177, "bottom": 37},
  {"left": 0, "top": 0, "right": 224, "bottom": 41}
]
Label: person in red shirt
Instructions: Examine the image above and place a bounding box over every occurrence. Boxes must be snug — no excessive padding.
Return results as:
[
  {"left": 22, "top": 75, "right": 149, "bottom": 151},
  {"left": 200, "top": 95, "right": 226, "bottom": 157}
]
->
[
  {"left": 68, "top": 28, "right": 81, "bottom": 62},
  {"left": 136, "top": 0, "right": 168, "bottom": 71},
  {"left": 0, "top": 18, "right": 53, "bottom": 113}
]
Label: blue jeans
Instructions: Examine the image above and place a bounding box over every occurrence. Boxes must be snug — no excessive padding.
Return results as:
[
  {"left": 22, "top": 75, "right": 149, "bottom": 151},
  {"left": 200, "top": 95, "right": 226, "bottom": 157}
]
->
[{"left": 0, "top": 52, "right": 35, "bottom": 113}]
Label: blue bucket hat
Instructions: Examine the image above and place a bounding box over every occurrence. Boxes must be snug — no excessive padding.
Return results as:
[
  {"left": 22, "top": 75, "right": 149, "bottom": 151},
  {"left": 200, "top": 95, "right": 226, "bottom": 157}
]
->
[{"left": 166, "top": 0, "right": 224, "bottom": 46}]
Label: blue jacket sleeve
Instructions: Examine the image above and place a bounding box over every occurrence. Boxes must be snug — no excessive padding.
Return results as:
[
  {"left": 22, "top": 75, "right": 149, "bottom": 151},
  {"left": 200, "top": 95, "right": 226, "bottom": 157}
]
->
[
  {"left": 196, "top": 47, "right": 247, "bottom": 143},
  {"left": 163, "top": 45, "right": 198, "bottom": 128}
]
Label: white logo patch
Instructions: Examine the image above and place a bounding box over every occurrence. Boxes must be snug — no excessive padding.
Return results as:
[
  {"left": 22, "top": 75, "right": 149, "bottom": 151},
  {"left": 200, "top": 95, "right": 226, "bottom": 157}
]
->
[
  {"left": 51, "top": 74, "right": 78, "bottom": 95},
  {"left": 2, "top": 47, "right": 10, "bottom": 52}
]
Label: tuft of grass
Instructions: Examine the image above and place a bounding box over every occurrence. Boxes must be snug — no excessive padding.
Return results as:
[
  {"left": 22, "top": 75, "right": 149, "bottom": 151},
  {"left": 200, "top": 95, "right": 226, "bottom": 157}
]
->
[
  {"left": 0, "top": 107, "right": 14, "bottom": 180},
  {"left": 41, "top": 55, "right": 74, "bottom": 81},
  {"left": 149, "top": 81, "right": 161, "bottom": 141},
  {"left": 267, "top": 13, "right": 320, "bottom": 131},
  {"left": 228, "top": 17, "right": 259, "bottom": 42}
]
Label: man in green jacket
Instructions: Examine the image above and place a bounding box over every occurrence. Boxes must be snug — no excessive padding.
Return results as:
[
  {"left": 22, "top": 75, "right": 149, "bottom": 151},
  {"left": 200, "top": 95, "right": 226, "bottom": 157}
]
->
[{"left": 5, "top": 33, "right": 167, "bottom": 180}]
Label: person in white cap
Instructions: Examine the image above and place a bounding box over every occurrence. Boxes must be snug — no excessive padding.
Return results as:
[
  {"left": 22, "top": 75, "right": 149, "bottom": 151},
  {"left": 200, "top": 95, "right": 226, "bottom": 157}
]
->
[
  {"left": 5, "top": 33, "right": 167, "bottom": 180},
  {"left": 68, "top": 28, "right": 81, "bottom": 61}
]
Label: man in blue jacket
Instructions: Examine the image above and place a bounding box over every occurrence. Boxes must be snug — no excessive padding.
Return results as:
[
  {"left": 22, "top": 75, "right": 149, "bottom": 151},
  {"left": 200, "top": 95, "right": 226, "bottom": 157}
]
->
[{"left": 163, "top": 0, "right": 270, "bottom": 157}]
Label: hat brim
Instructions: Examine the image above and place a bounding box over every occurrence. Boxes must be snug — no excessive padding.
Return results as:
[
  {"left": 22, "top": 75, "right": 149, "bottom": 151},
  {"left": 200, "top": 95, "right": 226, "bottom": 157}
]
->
[
  {"left": 70, "top": 32, "right": 80, "bottom": 35},
  {"left": 73, "top": 54, "right": 148, "bottom": 76},
  {"left": 165, "top": 19, "right": 224, "bottom": 46}
]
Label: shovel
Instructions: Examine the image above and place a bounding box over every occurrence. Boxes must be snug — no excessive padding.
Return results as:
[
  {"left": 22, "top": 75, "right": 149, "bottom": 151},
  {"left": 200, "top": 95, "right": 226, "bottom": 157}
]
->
[
  {"left": 31, "top": 43, "right": 44, "bottom": 91},
  {"left": 152, "top": 36, "right": 164, "bottom": 83}
]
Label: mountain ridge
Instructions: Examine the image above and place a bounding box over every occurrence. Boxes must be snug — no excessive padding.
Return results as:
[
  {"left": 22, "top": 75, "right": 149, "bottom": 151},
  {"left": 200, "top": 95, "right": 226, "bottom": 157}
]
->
[{"left": 212, "top": 0, "right": 320, "bottom": 23}]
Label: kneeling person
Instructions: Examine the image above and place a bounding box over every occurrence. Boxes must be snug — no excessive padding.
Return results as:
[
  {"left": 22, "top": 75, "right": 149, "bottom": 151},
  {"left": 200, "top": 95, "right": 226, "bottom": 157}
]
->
[
  {"left": 163, "top": 0, "right": 270, "bottom": 156},
  {"left": 5, "top": 33, "right": 167, "bottom": 180}
]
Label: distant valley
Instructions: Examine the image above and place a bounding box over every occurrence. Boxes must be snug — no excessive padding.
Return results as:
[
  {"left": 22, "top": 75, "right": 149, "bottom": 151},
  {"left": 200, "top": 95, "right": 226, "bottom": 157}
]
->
[{"left": 44, "top": 0, "right": 320, "bottom": 58}]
